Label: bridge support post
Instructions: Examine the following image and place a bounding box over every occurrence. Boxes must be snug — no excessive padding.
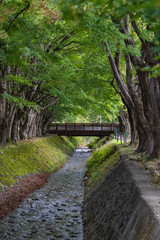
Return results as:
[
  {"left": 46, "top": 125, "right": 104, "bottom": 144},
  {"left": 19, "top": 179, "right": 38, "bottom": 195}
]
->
[
  {"left": 65, "top": 123, "right": 67, "bottom": 135},
  {"left": 56, "top": 124, "right": 58, "bottom": 134}
]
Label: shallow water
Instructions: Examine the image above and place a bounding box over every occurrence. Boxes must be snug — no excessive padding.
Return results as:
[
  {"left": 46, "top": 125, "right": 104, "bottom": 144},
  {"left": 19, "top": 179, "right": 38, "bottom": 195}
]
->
[{"left": 0, "top": 148, "right": 90, "bottom": 240}]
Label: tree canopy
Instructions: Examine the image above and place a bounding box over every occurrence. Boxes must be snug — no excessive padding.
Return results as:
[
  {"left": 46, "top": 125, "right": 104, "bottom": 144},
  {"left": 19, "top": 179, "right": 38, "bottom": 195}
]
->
[{"left": 0, "top": 0, "right": 160, "bottom": 158}]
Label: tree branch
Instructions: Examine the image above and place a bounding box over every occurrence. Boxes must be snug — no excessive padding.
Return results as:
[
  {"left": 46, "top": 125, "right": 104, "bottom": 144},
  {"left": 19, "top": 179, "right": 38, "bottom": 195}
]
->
[
  {"left": 120, "top": 16, "right": 144, "bottom": 67},
  {"left": 104, "top": 41, "right": 128, "bottom": 94},
  {"left": 111, "top": 78, "right": 131, "bottom": 112},
  {"left": 115, "top": 46, "right": 123, "bottom": 80},
  {"left": 40, "top": 98, "right": 59, "bottom": 110},
  {"left": 130, "top": 15, "right": 157, "bottom": 65},
  {"left": 104, "top": 40, "right": 135, "bottom": 113},
  {"left": 5, "top": 3, "right": 30, "bottom": 32},
  {"left": 111, "top": 78, "right": 121, "bottom": 95}
]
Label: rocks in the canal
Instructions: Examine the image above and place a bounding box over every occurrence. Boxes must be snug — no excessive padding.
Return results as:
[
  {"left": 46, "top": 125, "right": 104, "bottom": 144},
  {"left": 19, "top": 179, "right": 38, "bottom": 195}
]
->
[
  {"left": 41, "top": 218, "right": 47, "bottom": 222},
  {"left": 8, "top": 215, "right": 16, "bottom": 219},
  {"left": 24, "top": 232, "right": 34, "bottom": 238},
  {"left": 69, "top": 232, "right": 79, "bottom": 238},
  {"left": 49, "top": 210, "right": 54, "bottom": 213},
  {"left": 31, "top": 229, "right": 38, "bottom": 234},
  {"left": 66, "top": 223, "right": 74, "bottom": 227},
  {"left": 46, "top": 229, "right": 63, "bottom": 238},
  {"left": 61, "top": 202, "right": 67, "bottom": 206},
  {"left": 32, "top": 197, "right": 40, "bottom": 201},
  {"left": 53, "top": 202, "right": 59, "bottom": 207},
  {"left": 0, "top": 149, "right": 89, "bottom": 240},
  {"left": 20, "top": 211, "right": 27, "bottom": 216},
  {"left": 45, "top": 226, "right": 53, "bottom": 230},
  {"left": 7, "top": 220, "right": 15, "bottom": 223},
  {"left": 71, "top": 209, "right": 78, "bottom": 213},
  {"left": 46, "top": 232, "right": 54, "bottom": 236},
  {"left": 55, "top": 216, "right": 63, "bottom": 220},
  {"left": 30, "top": 207, "right": 36, "bottom": 212},
  {"left": 65, "top": 229, "right": 70, "bottom": 232},
  {"left": 72, "top": 215, "right": 79, "bottom": 218},
  {"left": 57, "top": 208, "right": 64, "bottom": 211},
  {"left": 27, "top": 219, "right": 35, "bottom": 222},
  {"left": 54, "top": 234, "right": 63, "bottom": 238}
]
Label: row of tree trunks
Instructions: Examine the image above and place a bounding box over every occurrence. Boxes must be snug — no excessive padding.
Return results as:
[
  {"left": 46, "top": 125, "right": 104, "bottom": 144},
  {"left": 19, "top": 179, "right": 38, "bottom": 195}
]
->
[
  {"left": 106, "top": 14, "right": 160, "bottom": 159},
  {"left": 0, "top": 57, "right": 59, "bottom": 143},
  {"left": 0, "top": 73, "right": 57, "bottom": 143},
  {"left": 0, "top": 16, "right": 77, "bottom": 144},
  {"left": 0, "top": 101, "right": 54, "bottom": 144}
]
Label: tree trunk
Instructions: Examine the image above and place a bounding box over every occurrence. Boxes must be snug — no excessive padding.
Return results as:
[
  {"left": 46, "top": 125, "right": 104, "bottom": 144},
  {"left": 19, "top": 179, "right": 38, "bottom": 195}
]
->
[
  {"left": 0, "top": 67, "right": 7, "bottom": 143},
  {"left": 11, "top": 112, "right": 19, "bottom": 143},
  {"left": 136, "top": 125, "right": 147, "bottom": 153},
  {"left": 150, "top": 130, "right": 160, "bottom": 158},
  {"left": 118, "top": 109, "right": 131, "bottom": 136}
]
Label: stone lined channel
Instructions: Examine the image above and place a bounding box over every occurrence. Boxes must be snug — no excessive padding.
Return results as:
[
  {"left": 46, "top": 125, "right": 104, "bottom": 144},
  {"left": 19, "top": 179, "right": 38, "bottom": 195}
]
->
[{"left": 0, "top": 148, "right": 90, "bottom": 240}]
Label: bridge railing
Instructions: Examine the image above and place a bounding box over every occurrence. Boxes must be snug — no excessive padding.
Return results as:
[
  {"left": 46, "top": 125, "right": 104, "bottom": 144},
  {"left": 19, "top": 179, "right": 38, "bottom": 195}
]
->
[{"left": 47, "top": 123, "right": 119, "bottom": 135}]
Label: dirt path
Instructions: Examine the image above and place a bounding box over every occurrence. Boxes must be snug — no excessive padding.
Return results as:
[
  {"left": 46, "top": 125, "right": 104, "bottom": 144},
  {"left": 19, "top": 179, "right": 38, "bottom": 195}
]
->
[{"left": 0, "top": 148, "right": 90, "bottom": 240}]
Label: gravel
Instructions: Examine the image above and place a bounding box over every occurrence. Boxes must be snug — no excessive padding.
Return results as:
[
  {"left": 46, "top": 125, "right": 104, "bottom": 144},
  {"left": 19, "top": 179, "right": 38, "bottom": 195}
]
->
[{"left": 0, "top": 148, "right": 90, "bottom": 240}]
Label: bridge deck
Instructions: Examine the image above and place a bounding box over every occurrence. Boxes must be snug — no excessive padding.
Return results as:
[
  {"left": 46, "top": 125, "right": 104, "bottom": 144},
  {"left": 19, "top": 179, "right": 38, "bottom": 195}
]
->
[{"left": 48, "top": 123, "right": 119, "bottom": 136}]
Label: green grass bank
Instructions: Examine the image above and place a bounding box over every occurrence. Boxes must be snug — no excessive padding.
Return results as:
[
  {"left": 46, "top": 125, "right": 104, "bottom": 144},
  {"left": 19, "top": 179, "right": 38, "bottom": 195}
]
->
[
  {"left": 86, "top": 140, "right": 121, "bottom": 189},
  {"left": 0, "top": 135, "right": 76, "bottom": 191},
  {"left": 83, "top": 141, "right": 160, "bottom": 240}
]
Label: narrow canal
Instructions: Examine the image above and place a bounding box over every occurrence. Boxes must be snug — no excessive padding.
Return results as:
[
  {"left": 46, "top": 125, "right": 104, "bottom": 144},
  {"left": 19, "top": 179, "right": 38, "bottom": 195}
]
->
[{"left": 0, "top": 148, "right": 90, "bottom": 240}]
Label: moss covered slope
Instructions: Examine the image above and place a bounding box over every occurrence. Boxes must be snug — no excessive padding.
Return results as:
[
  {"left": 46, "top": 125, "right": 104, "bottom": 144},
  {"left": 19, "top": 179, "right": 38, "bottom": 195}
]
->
[
  {"left": 0, "top": 135, "right": 76, "bottom": 191},
  {"left": 86, "top": 140, "right": 121, "bottom": 188}
]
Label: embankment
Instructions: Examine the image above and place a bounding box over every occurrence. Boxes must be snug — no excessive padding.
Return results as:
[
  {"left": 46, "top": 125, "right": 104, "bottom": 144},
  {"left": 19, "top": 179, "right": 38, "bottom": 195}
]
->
[
  {"left": 0, "top": 135, "right": 76, "bottom": 191},
  {"left": 0, "top": 135, "right": 76, "bottom": 220},
  {"left": 83, "top": 144, "right": 160, "bottom": 240}
]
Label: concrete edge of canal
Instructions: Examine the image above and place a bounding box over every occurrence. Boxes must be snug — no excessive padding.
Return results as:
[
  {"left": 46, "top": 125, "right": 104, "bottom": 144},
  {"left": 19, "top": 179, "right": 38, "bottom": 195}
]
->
[{"left": 82, "top": 155, "right": 160, "bottom": 240}]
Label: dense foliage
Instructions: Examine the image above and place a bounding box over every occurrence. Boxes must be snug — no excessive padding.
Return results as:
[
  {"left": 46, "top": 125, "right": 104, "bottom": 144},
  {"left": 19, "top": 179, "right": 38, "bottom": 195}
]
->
[
  {"left": 0, "top": 0, "right": 121, "bottom": 144},
  {"left": 61, "top": 0, "right": 160, "bottom": 158},
  {"left": 0, "top": 0, "right": 160, "bottom": 159}
]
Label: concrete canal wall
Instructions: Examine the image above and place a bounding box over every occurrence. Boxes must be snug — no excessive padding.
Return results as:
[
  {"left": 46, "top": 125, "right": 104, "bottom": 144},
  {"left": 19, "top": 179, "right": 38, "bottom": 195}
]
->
[{"left": 83, "top": 156, "right": 160, "bottom": 240}]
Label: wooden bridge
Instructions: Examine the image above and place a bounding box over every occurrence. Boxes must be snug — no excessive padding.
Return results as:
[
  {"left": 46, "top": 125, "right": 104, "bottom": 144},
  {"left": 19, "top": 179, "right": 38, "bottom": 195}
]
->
[{"left": 48, "top": 123, "right": 119, "bottom": 136}]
